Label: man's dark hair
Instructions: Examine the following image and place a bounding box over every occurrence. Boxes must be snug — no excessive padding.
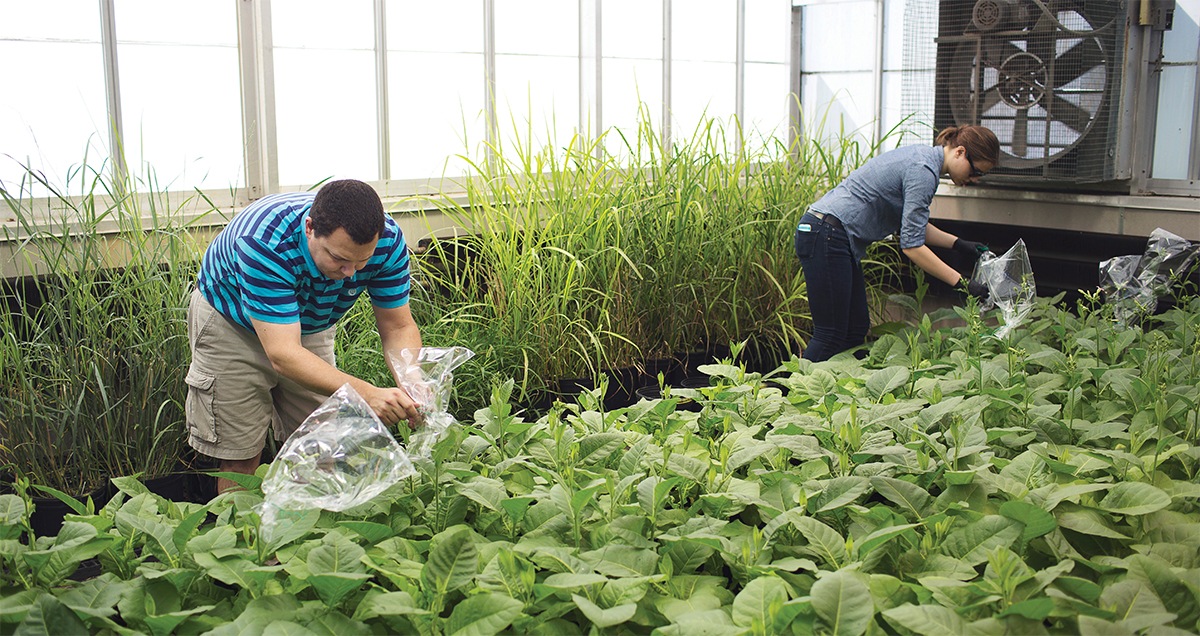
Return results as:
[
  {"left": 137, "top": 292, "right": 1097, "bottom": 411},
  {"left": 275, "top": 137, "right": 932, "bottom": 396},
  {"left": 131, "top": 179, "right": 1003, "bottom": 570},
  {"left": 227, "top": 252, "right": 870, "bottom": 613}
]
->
[{"left": 309, "top": 179, "right": 385, "bottom": 244}]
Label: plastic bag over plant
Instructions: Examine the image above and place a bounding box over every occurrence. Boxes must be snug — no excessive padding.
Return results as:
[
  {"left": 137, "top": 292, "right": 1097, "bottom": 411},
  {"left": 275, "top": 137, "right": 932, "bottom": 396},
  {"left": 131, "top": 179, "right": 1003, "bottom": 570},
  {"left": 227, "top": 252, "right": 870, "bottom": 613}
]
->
[
  {"left": 387, "top": 346, "right": 476, "bottom": 458},
  {"left": 972, "top": 239, "right": 1036, "bottom": 339},
  {"left": 1100, "top": 228, "right": 1198, "bottom": 326},
  {"left": 257, "top": 347, "right": 474, "bottom": 542}
]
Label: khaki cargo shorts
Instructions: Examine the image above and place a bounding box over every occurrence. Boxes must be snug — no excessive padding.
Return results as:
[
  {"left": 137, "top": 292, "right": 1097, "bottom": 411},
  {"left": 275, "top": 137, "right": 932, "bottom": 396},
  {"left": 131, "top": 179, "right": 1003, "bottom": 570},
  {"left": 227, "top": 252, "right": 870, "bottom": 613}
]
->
[{"left": 184, "top": 290, "right": 336, "bottom": 461}]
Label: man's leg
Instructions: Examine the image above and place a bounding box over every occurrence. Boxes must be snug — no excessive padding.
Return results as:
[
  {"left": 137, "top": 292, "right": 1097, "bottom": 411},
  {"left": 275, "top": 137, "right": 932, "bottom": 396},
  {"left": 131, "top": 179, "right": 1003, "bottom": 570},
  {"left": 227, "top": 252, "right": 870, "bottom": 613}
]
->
[
  {"left": 217, "top": 452, "right": 262, "bottom": 494},
  {"left": 185, "top": 291, "right": 278, "bottom": 497}
]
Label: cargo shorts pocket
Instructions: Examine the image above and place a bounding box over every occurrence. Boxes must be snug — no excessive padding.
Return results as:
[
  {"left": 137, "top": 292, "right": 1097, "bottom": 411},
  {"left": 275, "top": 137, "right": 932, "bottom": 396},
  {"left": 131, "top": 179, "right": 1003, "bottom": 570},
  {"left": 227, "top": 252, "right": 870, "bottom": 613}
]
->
[{"left": 185, "top": 368, "right": 218, "bottom": 444}]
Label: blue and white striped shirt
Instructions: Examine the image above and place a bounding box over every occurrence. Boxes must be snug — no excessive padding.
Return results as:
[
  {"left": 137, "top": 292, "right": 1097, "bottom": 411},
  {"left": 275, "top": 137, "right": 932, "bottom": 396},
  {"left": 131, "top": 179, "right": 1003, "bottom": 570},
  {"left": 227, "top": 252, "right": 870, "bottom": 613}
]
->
[
  {"left": 197, "top": 192, "right": 410, "bottom": 334},
  {"left": 808, "top": 144, "right": 944, "bottom": 263}
]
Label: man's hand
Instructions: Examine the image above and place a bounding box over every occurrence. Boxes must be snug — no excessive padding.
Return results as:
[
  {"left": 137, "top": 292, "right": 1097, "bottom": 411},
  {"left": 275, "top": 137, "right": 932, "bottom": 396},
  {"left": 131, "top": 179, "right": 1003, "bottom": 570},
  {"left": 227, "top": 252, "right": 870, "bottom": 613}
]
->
[
  {"left": 362, "top": 385, "right": 421, "bottom": 427},
  {"left": 952, "top": 238, "right": 988, "bottom": 260}
]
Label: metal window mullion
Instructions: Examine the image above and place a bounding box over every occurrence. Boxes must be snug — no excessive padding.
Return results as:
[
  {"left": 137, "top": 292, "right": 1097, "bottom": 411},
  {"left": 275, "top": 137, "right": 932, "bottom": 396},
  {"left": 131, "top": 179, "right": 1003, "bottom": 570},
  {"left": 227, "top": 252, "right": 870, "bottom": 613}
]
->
[
  {"left": 662, "top": 0, "right": 672, "bottom": 152},
  {"left": 484, "top": 0, "right": 497, "bottom": 170},
  {"left": 579, "top": 0, "right": 602, "bottom": 148},
  {"left": 99, "top": 0, "right": 127, "bottom": 188},
  {"left": 788, "top": 5, "right": 802, "bottom": 155},
  {"left": 375, "top": 0, "right": 390, "bottom": 181},
  {"left": 736, "top": 0, "right": 745, "bottom": 150},
  {"left": 236, "top": 0, "right": 278, "bottom": 200},
  {"left": 872, "top": 0, "right": 884, "bottom": 150},
  {"left": 1191, "top": 41, "right": 1200, "bottom": 182}
]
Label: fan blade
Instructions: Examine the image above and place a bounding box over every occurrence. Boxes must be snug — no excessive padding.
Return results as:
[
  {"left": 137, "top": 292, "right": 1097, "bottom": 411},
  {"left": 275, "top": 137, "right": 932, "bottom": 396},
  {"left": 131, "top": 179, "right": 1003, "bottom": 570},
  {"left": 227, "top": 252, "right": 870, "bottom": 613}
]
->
[
  {"left": 1012, "top": 108, "right": 1030, "bottom": 157},
  {"left": 1052, "top": 37, "right": 1105, "bottom": 88},
  {"left": 1047, "top": 93, "right": 1093, "bottom": 134}
]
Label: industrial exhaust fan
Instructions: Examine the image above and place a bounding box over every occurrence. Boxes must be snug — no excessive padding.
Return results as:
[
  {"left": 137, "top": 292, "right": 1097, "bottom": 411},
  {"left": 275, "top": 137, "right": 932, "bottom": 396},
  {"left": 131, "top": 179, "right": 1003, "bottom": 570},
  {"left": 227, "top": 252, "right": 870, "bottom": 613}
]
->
[{"left": 934, "top": 0, "right": 1130, "bottom": 182}]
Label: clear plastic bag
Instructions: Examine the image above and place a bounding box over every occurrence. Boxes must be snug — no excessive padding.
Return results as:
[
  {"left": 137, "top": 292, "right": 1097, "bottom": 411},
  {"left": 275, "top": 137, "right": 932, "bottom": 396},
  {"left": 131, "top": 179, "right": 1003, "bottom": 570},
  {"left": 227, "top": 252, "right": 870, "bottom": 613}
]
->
[
  {"left": 1100, "top": 228, "right": 1198, "bottom": 326},
  {"left": 388, "top": 346, "right": 476, "bottom": 458},
  {"left": 972, "top": 238, "right": 1037, "bottom": 339},
  {"left": 257, "top": 346, "right": 474, "bottom": 542}
]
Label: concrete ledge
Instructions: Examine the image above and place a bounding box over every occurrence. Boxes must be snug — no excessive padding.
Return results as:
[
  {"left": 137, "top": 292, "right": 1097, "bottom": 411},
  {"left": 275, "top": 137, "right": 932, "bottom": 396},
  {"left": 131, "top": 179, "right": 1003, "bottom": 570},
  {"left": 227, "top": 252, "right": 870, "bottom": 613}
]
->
[{"left": 931, "top": 185, "right": 1200, "bottom": 241}]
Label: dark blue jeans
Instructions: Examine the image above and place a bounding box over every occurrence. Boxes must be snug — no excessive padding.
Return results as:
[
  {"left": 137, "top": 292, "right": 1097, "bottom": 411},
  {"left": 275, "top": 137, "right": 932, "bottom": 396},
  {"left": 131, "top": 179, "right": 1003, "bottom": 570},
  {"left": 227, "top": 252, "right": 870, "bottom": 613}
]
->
[{"left": 795, "top": 212, "right": 870, "bottom": 362}]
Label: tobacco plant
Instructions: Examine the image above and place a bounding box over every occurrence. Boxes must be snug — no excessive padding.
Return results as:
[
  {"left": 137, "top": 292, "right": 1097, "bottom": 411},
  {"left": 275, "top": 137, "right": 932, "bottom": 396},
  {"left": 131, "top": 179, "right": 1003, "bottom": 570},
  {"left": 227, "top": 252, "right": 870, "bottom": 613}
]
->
[{"left": 1, "top": 295, "right": 1198, "bottom": 636}]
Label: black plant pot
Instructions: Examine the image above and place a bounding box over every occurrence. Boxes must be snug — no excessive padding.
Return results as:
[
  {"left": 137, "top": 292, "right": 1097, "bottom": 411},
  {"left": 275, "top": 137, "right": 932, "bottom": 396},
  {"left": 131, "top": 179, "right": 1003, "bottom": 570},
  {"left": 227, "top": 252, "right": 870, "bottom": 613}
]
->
[
  {"left": 602, "top": 367, "right": 640, "bottom": 410},
  {"left": 633, "top": 384, "right": 702, "bottom": 412},
  {"left": 143, "top": 473, "right": 191, "bottom": 503},
  {"left": 30, "top": 483, "right": 114, "bottom": 538},
  {"left": 640, "top": 357, "right": 680, "bottom": 386}
]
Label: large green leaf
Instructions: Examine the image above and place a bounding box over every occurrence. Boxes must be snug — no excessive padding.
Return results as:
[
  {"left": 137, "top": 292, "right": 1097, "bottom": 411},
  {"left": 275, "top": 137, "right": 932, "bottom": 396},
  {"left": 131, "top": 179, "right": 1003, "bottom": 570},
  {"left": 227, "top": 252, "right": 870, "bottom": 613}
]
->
[
  {"left": 732, "top": 575, "right": 788, "bottom": 628},
  {"left": 13, "top": 594, "right": 89, "bottom": 636},
  {"left": 0, "top": 495, "right": 27, "bottom": 526},
  {"left": 810, "top": 571, "right": 873, "bottom": 636},
  {"left": 1126, "top": 555, "right": 1198, "bottom": 628},
  {"left": 619, "top": 437, "right": 651, "bottom": 481},
  {"left": 543, "top": 572, "right": 609, "bottom": 589},
  {"left": 791, "top": 516, "right": 846, "bottom": 568},
  {"left": 883, "top": 604, "right": 969, "bottom": 636},
  {"left": 261, "top": 621, "right": 320, "bottom": 636},
  {"left": 57, "top": 573, "right": 129, "bottom": 617},
  {"left": 444, "top": 594, "right": 524, "bottom": 636},
  {"left": 309, "top": 572, "right": 372, "bottom": 608},
  {"left": 813, "top": 476, "right": 871, "bottom": 514},
  {"left": 307, "top": 534, "right": 367, "bottom": 576},
  {"left": 871, "top": 477, "right": 931, "bottom": 520},
  {"left": 571, "top": 594, "right": 636, "bottom": 629},
  {"left": 1097, "top": 482, "right": 1172, "bottom": 516},
  {"left": 352, "top": 591, "right": 429, "bottom": 621},
  {"left": 867, "top": 366, "right": 910, "bottom": 401},
  {"left": 584, "top": 545, "right": 659, "bottom": 577},
  {"left": 116, "top": 512, "right": 180, "bottom": 567},
  {"left": 939, "top": 516, "right": 1021, "bottom": 566},
  {"left": 577, "top": 433, "right": 625, "bottom": 465},
  {"left": 999, "top": 501, "right": 1057, "bottom": 544},
  {"left": 421, "top": 526, "right": 478, "bottom": 597}
]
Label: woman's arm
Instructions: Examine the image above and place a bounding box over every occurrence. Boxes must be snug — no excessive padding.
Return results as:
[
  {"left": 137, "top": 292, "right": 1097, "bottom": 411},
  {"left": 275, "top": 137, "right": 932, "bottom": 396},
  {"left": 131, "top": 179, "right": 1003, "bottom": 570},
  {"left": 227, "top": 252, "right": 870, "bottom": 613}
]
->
[
  {"left": 924, "top": 223, "right": 959, "bottom": 249},
  {"left": 902, "top": 244, "right": 963, "bottom": 286}
]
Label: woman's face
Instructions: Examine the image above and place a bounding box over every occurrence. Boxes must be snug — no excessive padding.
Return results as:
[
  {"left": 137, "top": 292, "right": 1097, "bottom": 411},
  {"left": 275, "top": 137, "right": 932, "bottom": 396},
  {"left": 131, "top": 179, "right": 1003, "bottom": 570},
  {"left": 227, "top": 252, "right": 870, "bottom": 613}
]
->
[{"left": 949, "top": 145, "right": 993, "bottom": 186}]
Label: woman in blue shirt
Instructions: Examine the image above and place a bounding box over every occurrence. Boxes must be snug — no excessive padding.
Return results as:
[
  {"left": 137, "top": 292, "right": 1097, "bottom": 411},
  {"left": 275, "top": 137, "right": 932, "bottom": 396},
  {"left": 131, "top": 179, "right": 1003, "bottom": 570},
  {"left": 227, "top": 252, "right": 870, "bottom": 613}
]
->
[{"left": 795, "top": 125, "right": 999, "bottom": 362}]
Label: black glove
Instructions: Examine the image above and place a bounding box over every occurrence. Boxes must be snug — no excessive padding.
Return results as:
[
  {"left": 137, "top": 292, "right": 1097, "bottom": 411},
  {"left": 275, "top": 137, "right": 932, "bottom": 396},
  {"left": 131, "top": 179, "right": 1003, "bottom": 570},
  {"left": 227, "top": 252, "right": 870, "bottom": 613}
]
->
[
  {"left": 952, "top": 238, "right": 987, "bottom": 260},
  {"left": 957, "top": 277, "right": 988, "bottom": 299}
]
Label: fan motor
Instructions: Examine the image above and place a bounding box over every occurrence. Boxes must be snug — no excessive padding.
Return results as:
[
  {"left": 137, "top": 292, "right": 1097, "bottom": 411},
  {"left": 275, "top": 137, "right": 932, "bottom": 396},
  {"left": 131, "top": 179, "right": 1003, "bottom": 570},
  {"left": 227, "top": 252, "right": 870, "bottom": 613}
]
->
[{"left": 972, "top": 0, "right": 1034, "bottom": 32}]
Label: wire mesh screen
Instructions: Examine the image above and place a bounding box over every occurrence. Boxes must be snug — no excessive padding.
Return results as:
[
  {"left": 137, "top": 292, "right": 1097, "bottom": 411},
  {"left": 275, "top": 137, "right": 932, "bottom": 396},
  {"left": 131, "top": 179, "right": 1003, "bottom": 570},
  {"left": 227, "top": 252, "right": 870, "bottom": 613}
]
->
[
  {"left": 900, "top": 0, "right": 940, "bottom": 147},
  {"left": 928, "top": 0, "right": 1127, "bottom": 181}
]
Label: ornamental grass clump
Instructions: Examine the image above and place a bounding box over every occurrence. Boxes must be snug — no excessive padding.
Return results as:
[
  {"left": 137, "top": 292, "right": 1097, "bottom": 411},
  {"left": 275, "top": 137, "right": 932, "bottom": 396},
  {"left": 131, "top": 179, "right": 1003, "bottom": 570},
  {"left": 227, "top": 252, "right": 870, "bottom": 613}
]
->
[{"left": 0, "top": 161, "right": 212, "bottom": 494}]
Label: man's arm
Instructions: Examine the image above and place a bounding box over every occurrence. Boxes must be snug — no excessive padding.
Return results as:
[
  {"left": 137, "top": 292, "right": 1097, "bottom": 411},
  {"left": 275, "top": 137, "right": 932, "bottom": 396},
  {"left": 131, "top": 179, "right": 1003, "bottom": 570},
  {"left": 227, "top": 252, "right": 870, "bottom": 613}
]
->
[
  {"left": 251, "top": 318, "right": 417, "bottom": 425},
  {"left": 373, "top": 303, "right": 422, "bottom": 383}
]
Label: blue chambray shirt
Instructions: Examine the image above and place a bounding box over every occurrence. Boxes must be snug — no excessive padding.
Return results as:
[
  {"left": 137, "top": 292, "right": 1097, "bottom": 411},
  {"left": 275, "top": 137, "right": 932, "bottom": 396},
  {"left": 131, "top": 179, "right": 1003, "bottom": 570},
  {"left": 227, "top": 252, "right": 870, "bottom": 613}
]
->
[{"left": 806, "top": 144, "right": 945, "bottom": 263}]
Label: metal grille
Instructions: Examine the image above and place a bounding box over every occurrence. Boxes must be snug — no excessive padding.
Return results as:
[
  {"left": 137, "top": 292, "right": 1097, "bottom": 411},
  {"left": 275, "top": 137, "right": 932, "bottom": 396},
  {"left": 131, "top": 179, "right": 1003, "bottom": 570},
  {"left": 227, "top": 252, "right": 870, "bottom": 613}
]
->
[{"left": 928, "top": 0, "right": 1127, "bottom": 181}]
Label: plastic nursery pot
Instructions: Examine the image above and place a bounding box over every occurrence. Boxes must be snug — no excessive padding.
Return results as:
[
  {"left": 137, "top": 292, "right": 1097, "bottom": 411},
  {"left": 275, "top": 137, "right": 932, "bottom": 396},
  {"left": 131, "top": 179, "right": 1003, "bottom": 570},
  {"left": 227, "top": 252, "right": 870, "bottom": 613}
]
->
[
  {"left": 142, "top": 472, "right": 191, "bottom": 503},
  {"left": 30, "top": 482, "right": 115, "bottom": 538},
  {"left": 602, "top": 367, "right": 640, "bottom": 410},
  {"left": 635, "top": 384, "right": 702, "bottom": 413}
]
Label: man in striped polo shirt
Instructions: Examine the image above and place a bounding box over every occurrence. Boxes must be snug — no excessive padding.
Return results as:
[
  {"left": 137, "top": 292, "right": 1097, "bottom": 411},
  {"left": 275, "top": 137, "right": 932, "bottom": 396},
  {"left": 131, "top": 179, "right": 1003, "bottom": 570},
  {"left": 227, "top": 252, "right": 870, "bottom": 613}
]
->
[{"left": 185, "top": 179, "right": 422, "bottom": 494}]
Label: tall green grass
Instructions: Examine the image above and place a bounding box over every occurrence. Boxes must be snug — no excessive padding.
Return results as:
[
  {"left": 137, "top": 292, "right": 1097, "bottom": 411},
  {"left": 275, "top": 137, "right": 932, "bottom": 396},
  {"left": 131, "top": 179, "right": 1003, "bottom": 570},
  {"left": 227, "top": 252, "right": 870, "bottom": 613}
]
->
[
  {"left": 0, "top": 161, "right": 212, "bottom": 493},
  {"left": 410, "top": 106, "right": 905, "bottom": 406}
]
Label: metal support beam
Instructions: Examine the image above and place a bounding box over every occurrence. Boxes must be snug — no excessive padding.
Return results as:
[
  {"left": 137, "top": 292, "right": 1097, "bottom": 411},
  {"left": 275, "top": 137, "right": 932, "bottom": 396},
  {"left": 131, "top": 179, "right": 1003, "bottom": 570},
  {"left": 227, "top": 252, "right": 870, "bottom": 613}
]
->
[
  {"left": 662, "top": 0, "right": 672, "bottom": 153},
  {"left": 872, "top": 0, "right": 884, "bottom": 150},
  {"left": 236, "top": 0, "right": 278, "bottom": 200},
  {"left": 788, "top": 5, "right": 802, "bottom": 154},
  {"left": 579, "top": 0, "right": 602, "bottom": 149},
  {"left": 736, "top": 0, "right": 745, "bottom": 150},
  {"left": 99, "top": 0, "right": 127, "bottom": 189},
  {"left": 374, "top": 0, "right": 390, "bottom": 180},
  {"left": 483, "top": 0, "right": 498, "bottom": 170}
]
